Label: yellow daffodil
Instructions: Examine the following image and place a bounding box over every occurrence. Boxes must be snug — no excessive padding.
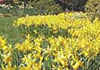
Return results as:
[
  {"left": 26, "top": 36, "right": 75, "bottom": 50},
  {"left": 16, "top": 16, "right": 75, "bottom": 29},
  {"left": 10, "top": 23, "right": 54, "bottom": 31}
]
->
[{"left": 2, "top": 62, "right": 16, "bottom": 70}]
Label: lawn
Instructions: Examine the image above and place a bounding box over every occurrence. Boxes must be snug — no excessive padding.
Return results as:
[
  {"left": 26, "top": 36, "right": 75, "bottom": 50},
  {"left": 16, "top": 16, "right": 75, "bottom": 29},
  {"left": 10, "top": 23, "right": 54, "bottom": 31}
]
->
[{"left": 0, "top": 16, "right": 23, "bottom": 44}]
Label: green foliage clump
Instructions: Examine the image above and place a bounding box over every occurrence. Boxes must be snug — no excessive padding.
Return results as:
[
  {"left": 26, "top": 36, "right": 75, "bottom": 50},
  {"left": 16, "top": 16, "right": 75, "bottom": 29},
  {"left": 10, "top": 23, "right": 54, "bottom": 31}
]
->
[
  {"left": 85, "top": 0, "right": 100, "bottom": 19},
  {"left": 0, "top": 0, "right": 63, "bottom": 16},
  {"left": 59, "top": 0, "right": 87, "bottom": 11},
  {"left": 27, "top": 0, "right": 63, "bottom": 15},
  {"left": 4, "top": 0, "right": 13, "bottom": 4}
]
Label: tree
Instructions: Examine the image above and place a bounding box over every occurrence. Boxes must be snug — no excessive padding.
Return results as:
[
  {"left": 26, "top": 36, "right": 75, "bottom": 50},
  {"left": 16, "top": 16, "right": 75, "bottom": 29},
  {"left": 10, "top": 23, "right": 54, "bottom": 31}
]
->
[{"left": 58, "top": 0, "right": 87, "bottom": 11}]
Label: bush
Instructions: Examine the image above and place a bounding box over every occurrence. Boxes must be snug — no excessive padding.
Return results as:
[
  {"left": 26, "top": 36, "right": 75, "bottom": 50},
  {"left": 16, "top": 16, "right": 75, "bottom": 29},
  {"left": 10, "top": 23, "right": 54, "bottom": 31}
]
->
[
  {"left": 0, "top": 0, "right": 63, "bottom": 16},
  {"left": 85, "top": 0, "right": 100, "bottom": 20},
  {"left": 4, "top": 0, "right": 14, "bottom": 4},
  {"left": 26, "top": 0, "right": 63, "bottom": 15},
  {"left": 58, "top": 0, "right": 87, "bottom": 11}
]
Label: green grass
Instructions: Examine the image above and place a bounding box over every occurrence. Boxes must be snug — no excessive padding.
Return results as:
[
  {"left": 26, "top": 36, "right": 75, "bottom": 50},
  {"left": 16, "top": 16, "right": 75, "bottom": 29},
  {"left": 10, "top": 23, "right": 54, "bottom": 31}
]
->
[{"left": 0, "top": 16, "right": 23, "bottom": 44}]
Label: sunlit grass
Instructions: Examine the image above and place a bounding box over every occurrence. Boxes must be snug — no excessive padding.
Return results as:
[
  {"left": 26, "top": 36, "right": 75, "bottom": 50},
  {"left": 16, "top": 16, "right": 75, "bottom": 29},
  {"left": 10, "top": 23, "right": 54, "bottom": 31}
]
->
[{"left": 0, "top": 16, "right": 24, "bottom": 44}]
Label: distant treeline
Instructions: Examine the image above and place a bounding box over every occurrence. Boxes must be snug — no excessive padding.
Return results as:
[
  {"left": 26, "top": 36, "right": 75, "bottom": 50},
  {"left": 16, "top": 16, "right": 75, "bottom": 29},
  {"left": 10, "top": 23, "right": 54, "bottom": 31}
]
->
[
  {"left": 0, "top": 0, "right": 100, "bottom": 18},
  {"left": 1, "top": 0, "right": 88, "bottom": 11},
  {"left": 19, "top": 0, "right": 88, "bottom": 11}
]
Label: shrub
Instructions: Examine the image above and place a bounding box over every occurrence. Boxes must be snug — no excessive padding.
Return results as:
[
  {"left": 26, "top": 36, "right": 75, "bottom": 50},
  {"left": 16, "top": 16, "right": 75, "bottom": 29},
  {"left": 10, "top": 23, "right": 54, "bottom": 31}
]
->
[
  {"left": 4, "top": 0, "right": 14, "bottom": 4},
  {"left": 26, "top": 0, "right": 63, "bottom": 15},
  {"left": 85, "top": 0, "right": 100, "bottom": 20},
  {"left": 58, "top": 0, "right": 87, "bottom": 11},
  {"left": 0, "top": 0, "right": 63, "bottom": 16}
]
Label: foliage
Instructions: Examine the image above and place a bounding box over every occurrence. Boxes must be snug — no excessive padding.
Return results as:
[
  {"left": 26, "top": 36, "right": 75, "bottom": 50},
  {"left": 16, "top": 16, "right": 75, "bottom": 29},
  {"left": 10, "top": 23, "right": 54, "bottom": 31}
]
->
[
  {"left": 85, "top": 0, "right": 100, "bottom": 20},
  {"left": 58, "top": 0, "right": 87, "bottom": 11},
  {"left": 4, "top": 0, "right": 14, "bottom": 4},
  {"left": 26, "top": 0, "right": 63, "bottom": 15},
  {"left": 0, "top": 0, "right": 63, "bottom": 16}
]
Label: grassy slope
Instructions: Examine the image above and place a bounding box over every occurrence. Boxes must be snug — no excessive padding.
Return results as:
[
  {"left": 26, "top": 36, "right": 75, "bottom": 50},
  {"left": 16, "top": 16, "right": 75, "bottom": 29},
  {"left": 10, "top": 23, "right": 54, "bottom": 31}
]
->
[{"left": 0, "top": 17, "right": 23, "bottom": 44}]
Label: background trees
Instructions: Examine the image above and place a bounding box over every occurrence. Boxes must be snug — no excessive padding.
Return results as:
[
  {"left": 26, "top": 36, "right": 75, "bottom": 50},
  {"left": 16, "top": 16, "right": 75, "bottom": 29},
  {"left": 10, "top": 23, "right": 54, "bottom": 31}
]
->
[
  {"left": 56, "top": 0, "right": 87, "bottom": 11},
  {"left": 0, "top": 0, "right": 100, "bottom": 18}
]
